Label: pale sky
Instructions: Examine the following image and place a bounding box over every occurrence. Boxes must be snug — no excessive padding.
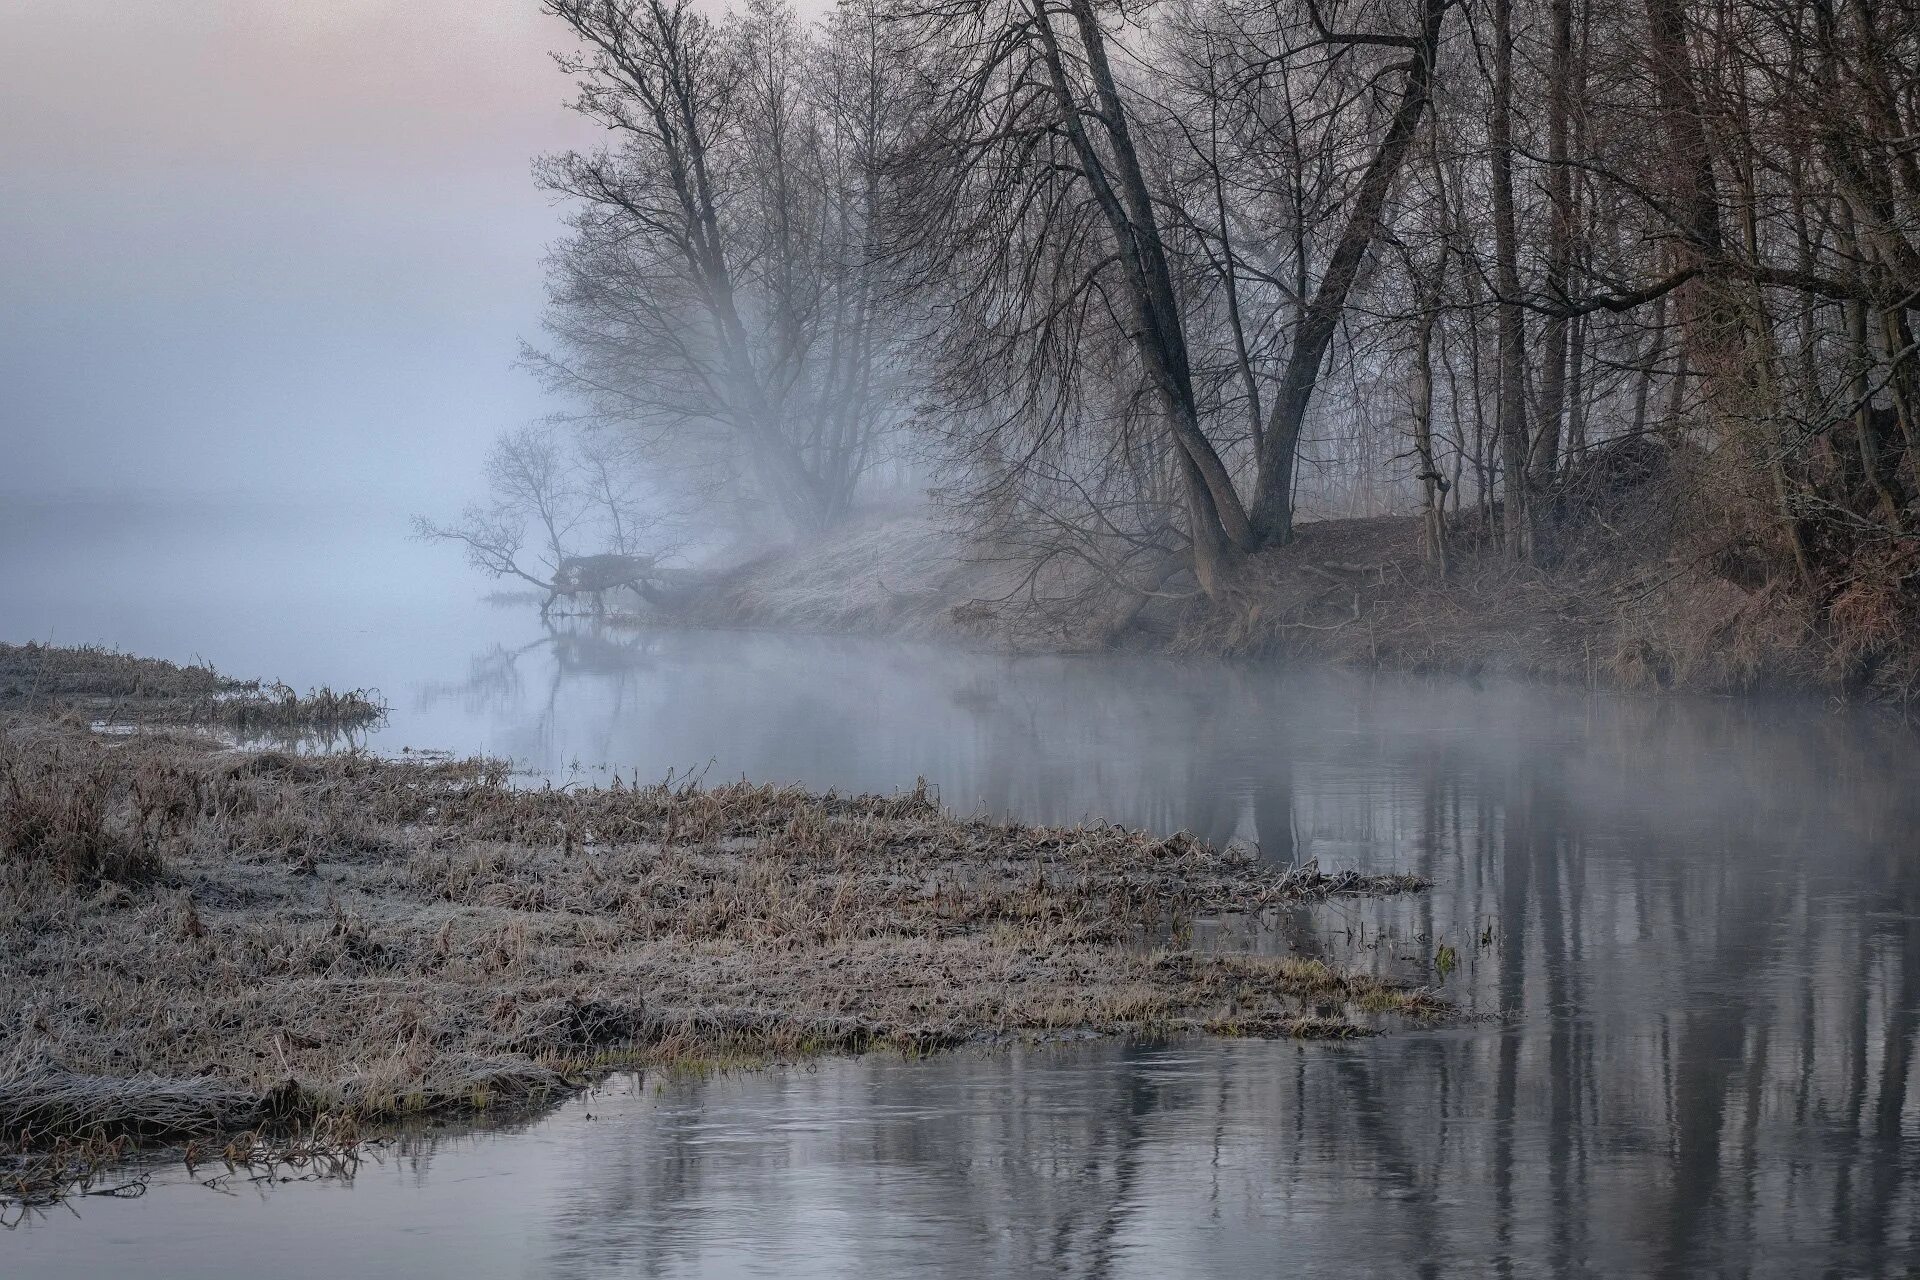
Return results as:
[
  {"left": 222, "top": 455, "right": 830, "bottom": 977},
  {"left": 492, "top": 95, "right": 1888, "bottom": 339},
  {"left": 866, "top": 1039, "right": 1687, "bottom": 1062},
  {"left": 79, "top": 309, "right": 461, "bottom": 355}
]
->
[{"left": 0, "top": 0, "right": 601, "bottom": 504}]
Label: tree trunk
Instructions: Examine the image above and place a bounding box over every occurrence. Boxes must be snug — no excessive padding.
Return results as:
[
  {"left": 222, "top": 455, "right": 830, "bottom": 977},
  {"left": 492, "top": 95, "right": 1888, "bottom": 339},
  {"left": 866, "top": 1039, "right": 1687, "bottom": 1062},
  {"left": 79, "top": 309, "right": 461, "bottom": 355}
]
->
[
  {"left": 1564, "top": 307, "right": 1588, "bottom": 458},
  {"left": 1848, "top": 284, "right": 1901, "bottom": 521},
  {"left": 1642, "top": 0, "right": 1729, "bottom": 372},
  {"left": 1532, "top": 0, "right": 1578, "bottom": 487},
  {"left": 1490, "top": 0, "right": 1533, "bottom": 559},
  {"left": 1028, "top": 0, "right": 1255, "bottom": 590},
  {"left": 1631, "top": 288, "right": 1667, "bottom": 437},
  {"left": 1412, "top": 244, "right": 1450, "bottom": 574},
  {"left": 1245, "top": 0, "right": 1454, "bottom": 548}
]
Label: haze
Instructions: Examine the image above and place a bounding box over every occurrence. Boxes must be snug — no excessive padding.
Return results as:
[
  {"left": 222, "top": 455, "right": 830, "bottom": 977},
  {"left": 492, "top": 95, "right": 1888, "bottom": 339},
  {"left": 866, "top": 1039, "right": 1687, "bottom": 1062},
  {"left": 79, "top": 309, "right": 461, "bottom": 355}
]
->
[
  {"left": 0, "top": 0, "right": 593, "bottom": 505},
  {"left": 3, "top": 1, "right": 1919, "bottom": 1274}
]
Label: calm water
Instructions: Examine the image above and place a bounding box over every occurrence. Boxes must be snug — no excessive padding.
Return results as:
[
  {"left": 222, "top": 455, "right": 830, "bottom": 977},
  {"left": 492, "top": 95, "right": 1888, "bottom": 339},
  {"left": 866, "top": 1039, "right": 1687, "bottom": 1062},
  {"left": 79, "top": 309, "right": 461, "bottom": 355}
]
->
[{"left": 4, "top": 499, "right": 1919, "bottom": 1277}]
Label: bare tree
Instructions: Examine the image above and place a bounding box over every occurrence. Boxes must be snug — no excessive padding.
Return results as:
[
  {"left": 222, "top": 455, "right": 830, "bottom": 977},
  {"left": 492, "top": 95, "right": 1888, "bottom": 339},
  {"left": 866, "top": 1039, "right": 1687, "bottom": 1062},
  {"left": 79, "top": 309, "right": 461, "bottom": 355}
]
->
[
  {"left": 530, "top": 0, "right": 907, "bottom": 539},
  {"left": 888, "top": 0, "right": 1455, "bottom": 596},
  {"left": 416, "top": 424, "right": 676, "bottom": 612}
]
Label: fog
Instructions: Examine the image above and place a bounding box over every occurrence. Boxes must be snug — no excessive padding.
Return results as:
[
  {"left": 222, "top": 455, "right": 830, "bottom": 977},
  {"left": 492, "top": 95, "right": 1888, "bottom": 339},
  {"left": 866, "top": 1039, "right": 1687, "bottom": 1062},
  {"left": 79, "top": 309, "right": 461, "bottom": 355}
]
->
[
  {"left": 0, "top": 0, "right": 591, "bottom": 506},
  {"left": 4, "top": 4, "right": 1917, "bottom": 1276}
]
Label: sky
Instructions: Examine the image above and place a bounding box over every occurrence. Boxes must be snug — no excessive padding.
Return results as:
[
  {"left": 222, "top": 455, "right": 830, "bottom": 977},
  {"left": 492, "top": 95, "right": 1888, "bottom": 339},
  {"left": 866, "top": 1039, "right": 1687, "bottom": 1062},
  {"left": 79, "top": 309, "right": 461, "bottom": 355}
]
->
[{"left": 0, "top": 0, "right": 603, "bottom": 507}]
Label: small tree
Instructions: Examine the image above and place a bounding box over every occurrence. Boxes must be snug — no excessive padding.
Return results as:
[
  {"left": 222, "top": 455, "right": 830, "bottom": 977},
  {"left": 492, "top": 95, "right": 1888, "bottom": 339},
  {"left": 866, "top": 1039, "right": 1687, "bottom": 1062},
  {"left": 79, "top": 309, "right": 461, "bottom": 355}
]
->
[{"left": 415, "top": 424, "right": 674, "bottom": 596}]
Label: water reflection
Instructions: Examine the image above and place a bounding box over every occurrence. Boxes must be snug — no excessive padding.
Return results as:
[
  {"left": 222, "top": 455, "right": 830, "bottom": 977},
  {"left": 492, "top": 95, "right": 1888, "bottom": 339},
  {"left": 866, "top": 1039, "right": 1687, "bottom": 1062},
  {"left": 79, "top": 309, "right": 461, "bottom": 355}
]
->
[
  {"left": 8, "top": 608, "right": 1920, "bottom": 1272},
  {"left": 405, "top": 625, "right": 1920, "bottom": 1272}
]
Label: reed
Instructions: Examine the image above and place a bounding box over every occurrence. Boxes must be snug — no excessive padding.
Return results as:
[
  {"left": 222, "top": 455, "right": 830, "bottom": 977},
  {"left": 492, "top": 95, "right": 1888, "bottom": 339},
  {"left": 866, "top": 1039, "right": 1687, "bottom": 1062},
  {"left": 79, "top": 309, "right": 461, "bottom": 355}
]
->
[{"left": 0, "top": 642, "right": 385, "bottom": 738}]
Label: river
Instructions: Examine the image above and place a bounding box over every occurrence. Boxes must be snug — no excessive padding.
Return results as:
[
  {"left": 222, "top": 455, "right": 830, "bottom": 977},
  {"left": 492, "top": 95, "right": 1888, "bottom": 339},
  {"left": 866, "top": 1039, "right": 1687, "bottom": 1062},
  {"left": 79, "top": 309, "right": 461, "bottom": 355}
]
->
[{"left": 4, "top": 497, "right": 1918, "bottom": 1276}]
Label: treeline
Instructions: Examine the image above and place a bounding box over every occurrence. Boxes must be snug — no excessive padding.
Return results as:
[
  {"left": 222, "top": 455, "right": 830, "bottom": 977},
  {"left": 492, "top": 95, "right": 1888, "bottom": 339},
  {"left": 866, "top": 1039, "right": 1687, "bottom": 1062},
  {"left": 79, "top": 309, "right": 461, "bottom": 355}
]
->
[{"left": 518, "top": 0, "right": 1919, "bottom": 633}]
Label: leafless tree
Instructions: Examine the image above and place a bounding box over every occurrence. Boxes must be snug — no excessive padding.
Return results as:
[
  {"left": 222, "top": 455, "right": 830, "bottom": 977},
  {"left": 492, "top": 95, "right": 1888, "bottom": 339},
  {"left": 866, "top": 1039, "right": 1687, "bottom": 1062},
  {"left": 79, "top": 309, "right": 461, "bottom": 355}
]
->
[
  {"left": 885, "top": 0, "right": 1454, "bottom": 597},
  {"left": 497, "top": 0, "right": 1920, "bottom": 645},
  {"left": 529, "top": 0, "right": 910, "bottom": 538},
  {"left": 415, "top": 424, "right": 675, "bottom": 606}
]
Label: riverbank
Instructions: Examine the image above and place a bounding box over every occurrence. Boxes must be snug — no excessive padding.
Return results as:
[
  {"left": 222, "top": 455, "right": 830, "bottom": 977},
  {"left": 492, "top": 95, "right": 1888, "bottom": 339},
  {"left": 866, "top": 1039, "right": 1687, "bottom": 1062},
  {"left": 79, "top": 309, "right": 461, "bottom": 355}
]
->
[
  {"left": 0, "top": 644, "right": 1442, "bottom": 1207},
  {"left": 633, "top": 467, "right": 1913, "bottom": 703}
]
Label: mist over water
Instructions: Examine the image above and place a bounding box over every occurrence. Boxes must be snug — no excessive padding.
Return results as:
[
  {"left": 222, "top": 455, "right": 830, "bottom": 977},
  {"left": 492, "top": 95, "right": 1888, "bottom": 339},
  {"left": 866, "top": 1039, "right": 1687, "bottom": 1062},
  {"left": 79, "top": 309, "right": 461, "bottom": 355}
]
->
[
  {"left": 6, "top": 0, "right": 1917, "bottom": 1266},
  {"left": 6, "top": 499, "right": 1919, "bottom": 1275}
]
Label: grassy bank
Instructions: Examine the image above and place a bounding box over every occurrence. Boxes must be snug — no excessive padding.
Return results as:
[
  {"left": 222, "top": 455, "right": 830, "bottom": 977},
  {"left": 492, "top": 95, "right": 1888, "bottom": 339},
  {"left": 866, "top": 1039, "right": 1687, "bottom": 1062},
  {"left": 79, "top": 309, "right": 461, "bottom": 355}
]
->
[
  {"left": 634, "top": 461, "right": 1911, "bottom": 702},
  {"left": 1, "top": 646, "right": 1442, "bottom": 1208},
  {"left": 0, "top": 642, "right": 386, "bottom": 739}
]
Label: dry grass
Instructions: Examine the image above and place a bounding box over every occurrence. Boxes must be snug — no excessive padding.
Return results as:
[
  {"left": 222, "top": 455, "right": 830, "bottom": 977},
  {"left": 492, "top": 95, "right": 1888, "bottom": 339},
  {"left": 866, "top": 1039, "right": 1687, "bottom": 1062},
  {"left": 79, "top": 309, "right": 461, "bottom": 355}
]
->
[
  {"left": 0, "top": 735, "right": 163, "bottom": 886},
  {"left": 622, "top": 449, "right": 1916, "bottom": 702},
  {"left": 1167, "top": 442, "right": 1885, "bottom": 698},
  {"left": 0, "top": 642, "right": 385, "bottom": 739},
  {"left": 0, "top": 649, "right": 1444, "bottom": 1205}
]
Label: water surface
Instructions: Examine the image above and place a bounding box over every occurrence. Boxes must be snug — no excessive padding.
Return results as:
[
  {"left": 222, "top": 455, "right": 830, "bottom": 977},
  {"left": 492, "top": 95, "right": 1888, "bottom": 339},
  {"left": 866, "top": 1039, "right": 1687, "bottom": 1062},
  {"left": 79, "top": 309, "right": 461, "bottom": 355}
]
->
[{"left": 4, "top": 500, "right": 1918, "bottom": 1276}]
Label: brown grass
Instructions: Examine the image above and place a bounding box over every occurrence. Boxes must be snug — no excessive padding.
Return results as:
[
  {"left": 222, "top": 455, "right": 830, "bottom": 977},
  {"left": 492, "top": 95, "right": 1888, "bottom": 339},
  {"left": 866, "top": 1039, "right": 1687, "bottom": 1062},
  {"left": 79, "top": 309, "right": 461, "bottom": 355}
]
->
[
  {"left": 0, "top": 651, "right": 1444, "bottom": 1204},
  {"left": 0, "top": 642, "right": 385, "bottom": 739},
  {"left": 621, "top": 447, "right": 1918, "bottom": 702},
  {"left": 1164, "top": 442, "right": 1884, "bottom": 698},
  {"left": 0, "top": 735, "right": 163, "bottom": 886}
]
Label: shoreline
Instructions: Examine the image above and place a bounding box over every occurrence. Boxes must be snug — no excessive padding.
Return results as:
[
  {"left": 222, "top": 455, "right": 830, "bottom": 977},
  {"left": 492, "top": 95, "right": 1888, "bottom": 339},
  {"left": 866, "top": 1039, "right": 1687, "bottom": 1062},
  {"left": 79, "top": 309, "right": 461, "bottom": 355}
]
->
[
  {"left": 600, "top": 504, "right": 1918, "bottom": 707},
  {"left": 0, "top": 643, "right": 1446, "bottom": 1208}
]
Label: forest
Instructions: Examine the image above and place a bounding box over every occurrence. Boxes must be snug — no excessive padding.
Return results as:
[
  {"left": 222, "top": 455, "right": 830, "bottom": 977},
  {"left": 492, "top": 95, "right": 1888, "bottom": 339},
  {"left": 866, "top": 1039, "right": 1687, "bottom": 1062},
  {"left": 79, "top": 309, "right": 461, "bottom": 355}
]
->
[{"left": 425, "top": 0, "right": 1920, "bottom": 695}]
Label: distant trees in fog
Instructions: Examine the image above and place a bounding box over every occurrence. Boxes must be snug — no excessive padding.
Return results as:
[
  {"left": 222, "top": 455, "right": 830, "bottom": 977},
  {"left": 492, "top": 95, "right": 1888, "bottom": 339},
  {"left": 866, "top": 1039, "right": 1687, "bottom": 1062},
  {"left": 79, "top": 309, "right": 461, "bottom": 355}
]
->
[{"left": 525, "top": 0, "right": 911, "bottom": 538}]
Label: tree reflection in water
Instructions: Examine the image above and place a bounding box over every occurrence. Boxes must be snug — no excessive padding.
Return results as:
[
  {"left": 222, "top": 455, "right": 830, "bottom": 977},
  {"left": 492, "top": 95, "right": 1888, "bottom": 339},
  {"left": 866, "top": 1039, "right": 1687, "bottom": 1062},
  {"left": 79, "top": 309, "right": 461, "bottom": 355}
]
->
[{"left": 155, "top": 627, "right": 1918, "bottom": 1275}]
